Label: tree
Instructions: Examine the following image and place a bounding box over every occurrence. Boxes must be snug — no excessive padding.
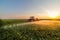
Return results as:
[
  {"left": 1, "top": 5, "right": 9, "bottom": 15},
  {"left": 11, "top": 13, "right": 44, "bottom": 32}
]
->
[
  {"left": 28, "top": 16, "right": 35, "bottom": 22},
  {"left": 35, "top": 18, "right": 39, "bottom": 21},
  {"left": 0, "top": 19, "right": 4, "bottom": 27}
]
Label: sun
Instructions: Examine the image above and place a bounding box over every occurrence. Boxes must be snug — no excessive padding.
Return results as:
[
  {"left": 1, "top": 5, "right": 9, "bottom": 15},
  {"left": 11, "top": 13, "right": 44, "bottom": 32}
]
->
[{"left": 48, "top": 11, "right": 58, "bottom": 18}]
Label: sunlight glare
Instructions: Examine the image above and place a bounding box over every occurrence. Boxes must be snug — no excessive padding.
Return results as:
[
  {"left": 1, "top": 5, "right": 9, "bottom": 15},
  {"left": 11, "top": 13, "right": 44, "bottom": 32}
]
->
[{"left": 48, "top": 11, "right": 58, "bottom": 18}]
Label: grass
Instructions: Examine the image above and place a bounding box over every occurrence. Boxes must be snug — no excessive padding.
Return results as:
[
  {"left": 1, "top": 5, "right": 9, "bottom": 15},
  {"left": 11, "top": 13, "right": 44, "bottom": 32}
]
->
[
  {"left": 0, "top": 23, "right": 60, "bottom": 40},
  {"left": 2, "top": 19, "right": 28, "bottom": 25}
]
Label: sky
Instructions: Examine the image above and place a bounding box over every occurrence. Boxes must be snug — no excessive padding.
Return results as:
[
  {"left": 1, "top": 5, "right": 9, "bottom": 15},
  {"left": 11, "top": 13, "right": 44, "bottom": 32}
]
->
[{"left": 0, "top": 0, "right": 60, "bottom": 19}]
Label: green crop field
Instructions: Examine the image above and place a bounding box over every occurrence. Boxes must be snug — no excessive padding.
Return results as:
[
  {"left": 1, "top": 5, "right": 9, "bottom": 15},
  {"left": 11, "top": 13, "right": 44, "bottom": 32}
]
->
[
  {"left": 1, "top": 19, "right": 28, "bottom": 25},
  {"left": 0, "top": 20, "right": 60, "bottom": 40}
]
